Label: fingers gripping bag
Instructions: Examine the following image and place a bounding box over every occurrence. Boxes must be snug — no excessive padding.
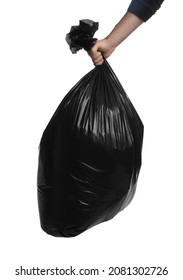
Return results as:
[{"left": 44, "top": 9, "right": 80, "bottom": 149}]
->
[{"left": 37, "top": 20, "right": 144, "bottom": 237}]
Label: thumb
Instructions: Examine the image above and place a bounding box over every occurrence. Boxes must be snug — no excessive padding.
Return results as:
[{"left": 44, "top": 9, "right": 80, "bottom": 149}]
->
[{"left": 88, "top": 41, "right": 102, "bottom": 60}]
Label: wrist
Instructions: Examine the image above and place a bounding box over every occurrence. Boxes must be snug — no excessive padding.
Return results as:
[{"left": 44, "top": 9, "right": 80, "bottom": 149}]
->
[{"left": 105, "top": 36, "right": 117, "bottom": 50}]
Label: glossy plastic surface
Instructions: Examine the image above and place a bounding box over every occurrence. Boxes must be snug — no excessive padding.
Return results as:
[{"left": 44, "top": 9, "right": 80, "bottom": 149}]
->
[{"left": 37, "top": 20, "right": 144, "bottom": 237}]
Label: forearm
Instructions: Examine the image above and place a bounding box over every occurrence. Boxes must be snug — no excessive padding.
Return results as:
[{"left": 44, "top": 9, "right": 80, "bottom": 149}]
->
[{"left": 106, "top": 12, "right": 143, "bottom": 49}]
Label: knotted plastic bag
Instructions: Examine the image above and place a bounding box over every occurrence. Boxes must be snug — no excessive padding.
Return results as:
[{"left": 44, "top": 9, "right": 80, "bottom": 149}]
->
[{"left": 37, "top": 20, "right": 144, "bottom": 237}]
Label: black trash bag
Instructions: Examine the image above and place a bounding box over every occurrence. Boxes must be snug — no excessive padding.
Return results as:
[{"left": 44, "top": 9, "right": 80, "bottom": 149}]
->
[{"left": 37, "top": 20, "right": 144, "bottom": 237}]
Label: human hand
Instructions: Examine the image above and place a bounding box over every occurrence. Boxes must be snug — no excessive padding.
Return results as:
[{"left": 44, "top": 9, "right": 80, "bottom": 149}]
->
[{"left": 88, "top": 38, "right": 116, "bottom": 65}]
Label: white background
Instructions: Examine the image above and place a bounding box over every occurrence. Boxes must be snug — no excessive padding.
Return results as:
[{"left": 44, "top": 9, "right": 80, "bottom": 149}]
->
[{"left": 0, "top": 0, "right": 182, "bottom": 279}]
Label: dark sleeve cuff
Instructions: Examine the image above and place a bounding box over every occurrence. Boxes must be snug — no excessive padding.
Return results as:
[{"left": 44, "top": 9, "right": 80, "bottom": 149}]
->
[{"left": 127, "top": 0, "right": 163, "bottom": 22}]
